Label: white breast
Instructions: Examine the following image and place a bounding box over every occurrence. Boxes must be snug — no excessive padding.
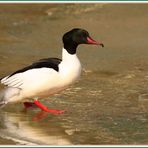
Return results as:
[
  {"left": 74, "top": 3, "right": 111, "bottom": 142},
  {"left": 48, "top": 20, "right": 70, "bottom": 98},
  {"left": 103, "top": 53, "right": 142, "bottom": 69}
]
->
[{"left": 59, "top": 48, "right": 82, "bottom": 86}]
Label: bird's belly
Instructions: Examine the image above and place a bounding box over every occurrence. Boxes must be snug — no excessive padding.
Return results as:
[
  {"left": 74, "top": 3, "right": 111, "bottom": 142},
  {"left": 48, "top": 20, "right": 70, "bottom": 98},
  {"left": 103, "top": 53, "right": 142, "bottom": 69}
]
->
[
  {"left": 34, "top": 73, "right": 81, "bottom": 97},
  {"left": 35, "top": 85, "right": 68, "bottom": 98},
  {"left": 21, "top": 70, "right": 81, "bottom": 99}
]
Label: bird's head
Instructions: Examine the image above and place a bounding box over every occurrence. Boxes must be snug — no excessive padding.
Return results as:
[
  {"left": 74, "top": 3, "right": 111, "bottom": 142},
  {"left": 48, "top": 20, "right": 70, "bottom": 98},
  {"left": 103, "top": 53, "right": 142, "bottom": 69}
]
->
[{"left": 62, "top": 28, "right": 104, "bottom": 54}]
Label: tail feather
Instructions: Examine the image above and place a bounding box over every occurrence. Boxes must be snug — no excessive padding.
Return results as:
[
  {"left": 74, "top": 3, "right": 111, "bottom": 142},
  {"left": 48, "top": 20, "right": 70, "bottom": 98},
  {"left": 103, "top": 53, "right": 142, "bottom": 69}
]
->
[
  {"left": 0, "top": 76, "right": 5, "bottom": 81},
  {"left": 0, "top": 89, "right": 7, "bottom": 108},
  {"left": 0, "top": 87, "right": 21, "bottom": 107}
]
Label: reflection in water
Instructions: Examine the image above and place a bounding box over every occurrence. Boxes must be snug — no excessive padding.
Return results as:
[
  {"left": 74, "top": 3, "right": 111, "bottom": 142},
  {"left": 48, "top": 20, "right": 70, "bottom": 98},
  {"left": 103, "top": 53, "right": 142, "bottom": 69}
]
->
[
  {"left": 0, "top": 111, "right": 71, "bottom": 145},
  {"left": 32, "top": 111, "right": 49, "bottom": 121}
]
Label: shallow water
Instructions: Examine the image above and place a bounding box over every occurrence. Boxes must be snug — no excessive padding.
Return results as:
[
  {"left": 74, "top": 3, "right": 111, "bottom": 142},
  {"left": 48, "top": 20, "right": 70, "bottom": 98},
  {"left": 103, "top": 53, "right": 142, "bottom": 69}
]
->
[{"left": 0, "top": 3, "right": 148, "bottom": 145}]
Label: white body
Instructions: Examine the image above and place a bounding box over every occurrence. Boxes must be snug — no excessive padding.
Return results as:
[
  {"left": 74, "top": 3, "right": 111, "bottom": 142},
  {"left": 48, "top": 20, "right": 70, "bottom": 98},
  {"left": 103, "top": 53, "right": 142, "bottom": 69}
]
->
[{"left": 1, "top": 48, "right": 81, "bottom": 103}]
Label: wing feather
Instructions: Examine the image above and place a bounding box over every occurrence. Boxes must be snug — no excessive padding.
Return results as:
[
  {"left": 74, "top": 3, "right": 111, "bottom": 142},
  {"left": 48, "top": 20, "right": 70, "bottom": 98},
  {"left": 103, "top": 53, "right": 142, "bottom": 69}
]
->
[{"left": 1, "top": 58, "right": 62, "bottom": 89}]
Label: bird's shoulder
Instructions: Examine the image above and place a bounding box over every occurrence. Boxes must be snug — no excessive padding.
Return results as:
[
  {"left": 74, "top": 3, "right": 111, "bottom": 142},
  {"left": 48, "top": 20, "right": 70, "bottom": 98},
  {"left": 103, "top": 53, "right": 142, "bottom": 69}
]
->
[
  {"left": 0, "top": 57, "right": 62, "bottom": 88},
  {"left": 9, "top": 57, "right": 62, "bottom": 78}
]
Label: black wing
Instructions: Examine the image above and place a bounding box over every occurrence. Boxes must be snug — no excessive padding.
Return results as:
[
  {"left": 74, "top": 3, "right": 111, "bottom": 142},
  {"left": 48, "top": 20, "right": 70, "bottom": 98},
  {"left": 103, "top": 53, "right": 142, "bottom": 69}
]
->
[{"left": 8, "top": 58, "right": 62, "bottom": 78}]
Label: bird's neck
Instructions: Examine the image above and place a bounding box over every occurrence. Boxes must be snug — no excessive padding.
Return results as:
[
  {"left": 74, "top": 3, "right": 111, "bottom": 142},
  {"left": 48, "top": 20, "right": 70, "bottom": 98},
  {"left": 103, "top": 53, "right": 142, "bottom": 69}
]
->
[
  {"left": 62, "top": 48, "right": 78, "bottom": 61},
  {"left": 60, "top": 48, "right": 81, "bottom": 83},
  {"left": 63, "top": 41, "right": 77, "bottom": 54}
]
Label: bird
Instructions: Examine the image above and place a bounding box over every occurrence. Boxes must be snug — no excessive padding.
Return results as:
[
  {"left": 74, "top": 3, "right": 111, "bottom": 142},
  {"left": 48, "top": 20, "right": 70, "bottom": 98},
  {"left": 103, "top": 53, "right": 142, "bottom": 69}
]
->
[{"left": 0, "top": 28, "right": 104, "bottom": 114}]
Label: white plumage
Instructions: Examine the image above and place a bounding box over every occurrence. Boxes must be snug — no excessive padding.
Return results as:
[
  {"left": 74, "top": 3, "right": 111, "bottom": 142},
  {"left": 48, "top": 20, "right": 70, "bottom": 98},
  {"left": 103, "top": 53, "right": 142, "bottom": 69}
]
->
[{"left": 0, "top": 48, "right": 81, "bottom": 104}]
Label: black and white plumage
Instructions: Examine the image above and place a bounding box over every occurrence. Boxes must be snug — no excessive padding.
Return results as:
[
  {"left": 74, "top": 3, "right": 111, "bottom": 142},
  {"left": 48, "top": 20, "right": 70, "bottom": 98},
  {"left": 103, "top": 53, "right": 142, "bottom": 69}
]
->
[{"left": 0, "top": 28, "right": 104, "bottom": 107}]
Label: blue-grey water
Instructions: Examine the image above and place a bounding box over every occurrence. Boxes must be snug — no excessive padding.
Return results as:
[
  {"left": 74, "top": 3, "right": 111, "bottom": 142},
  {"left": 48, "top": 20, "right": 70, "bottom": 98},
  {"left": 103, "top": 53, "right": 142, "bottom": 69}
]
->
[{"left": 0, "top": 3, "right": 148, "bottom": 145}]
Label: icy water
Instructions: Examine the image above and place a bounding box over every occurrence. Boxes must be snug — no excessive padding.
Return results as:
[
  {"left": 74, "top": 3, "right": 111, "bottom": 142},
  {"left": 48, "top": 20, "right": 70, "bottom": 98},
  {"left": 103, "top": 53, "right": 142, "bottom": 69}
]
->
[{"left": 0, "top": 3, "right": 148, "bottom": 145}]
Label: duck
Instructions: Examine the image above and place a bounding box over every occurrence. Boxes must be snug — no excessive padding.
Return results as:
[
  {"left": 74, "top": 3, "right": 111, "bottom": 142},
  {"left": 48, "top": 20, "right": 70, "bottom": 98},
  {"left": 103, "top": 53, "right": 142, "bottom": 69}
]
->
[{"left": 0, "top": 28, "right": 104, "bottom": 114}]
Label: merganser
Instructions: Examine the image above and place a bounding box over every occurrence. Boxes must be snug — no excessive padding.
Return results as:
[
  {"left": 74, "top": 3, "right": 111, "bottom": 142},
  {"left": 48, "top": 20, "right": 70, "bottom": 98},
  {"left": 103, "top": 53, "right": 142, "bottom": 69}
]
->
[{"left": 0, "top": 28, "right": 104, "bottom": 114}]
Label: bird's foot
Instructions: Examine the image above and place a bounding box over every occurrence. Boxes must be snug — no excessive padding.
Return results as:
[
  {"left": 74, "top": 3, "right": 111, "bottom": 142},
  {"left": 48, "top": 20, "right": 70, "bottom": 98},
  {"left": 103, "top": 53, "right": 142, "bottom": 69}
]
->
[{"left": 34, "top": 100, "right": 65, "bottom": 115}]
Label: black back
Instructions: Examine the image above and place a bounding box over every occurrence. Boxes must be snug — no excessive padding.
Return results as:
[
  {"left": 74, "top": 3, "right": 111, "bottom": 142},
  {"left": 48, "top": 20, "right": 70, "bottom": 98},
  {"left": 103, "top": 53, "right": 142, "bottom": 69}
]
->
[{"left": 8, "top": 58, "right": 62, "bottom": 78}]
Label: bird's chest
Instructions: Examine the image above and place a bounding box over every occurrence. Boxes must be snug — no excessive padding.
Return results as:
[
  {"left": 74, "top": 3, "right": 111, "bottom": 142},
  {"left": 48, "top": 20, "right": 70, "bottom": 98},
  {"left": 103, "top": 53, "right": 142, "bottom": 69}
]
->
[
  {"left": 59, "top": 58, "right": 82, "bottom": 86},
  {"left": 37, "top": 60, "right": 81, "bottom": 97}
]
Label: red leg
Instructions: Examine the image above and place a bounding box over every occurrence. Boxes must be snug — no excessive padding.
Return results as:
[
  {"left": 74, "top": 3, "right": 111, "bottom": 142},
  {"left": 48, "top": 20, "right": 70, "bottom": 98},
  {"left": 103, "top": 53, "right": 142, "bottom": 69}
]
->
[
  {"left": 32, "top": 111, "right": 48, "bottom": 121},
  {"left": 34, "top": 100, "right": 65, "bottom": 115}
]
